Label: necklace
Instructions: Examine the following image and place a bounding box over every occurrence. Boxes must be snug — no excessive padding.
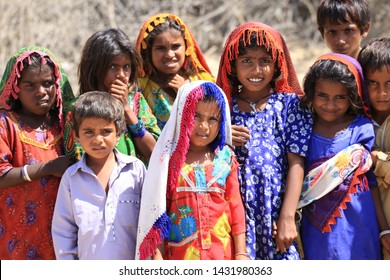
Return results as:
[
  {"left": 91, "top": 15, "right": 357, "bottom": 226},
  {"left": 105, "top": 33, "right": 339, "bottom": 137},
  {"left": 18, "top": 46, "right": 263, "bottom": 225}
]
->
[{"left": 237, "top": 90, "right": 273, "bottom": 114}]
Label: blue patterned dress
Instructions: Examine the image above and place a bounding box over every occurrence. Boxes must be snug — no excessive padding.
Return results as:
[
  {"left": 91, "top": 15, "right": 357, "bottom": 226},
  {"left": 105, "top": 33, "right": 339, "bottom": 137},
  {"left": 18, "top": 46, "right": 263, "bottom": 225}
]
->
[{"left": 231, "top": 91, "right": 312, "bottom": 260}]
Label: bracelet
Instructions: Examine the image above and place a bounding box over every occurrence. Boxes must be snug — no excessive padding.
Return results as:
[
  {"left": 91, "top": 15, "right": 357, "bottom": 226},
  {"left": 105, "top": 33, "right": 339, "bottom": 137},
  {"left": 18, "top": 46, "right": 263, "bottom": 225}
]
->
[
  {"left": 21, "top": 165, "right": 32, "bottom": 182},
  {"left": 128, "top": 120, "right": 146, "bottom": 138},
  {"left": 379, "top": 230, "right": 390, "bottom": 239},
  {"left": 235, "top": 252, "right": 249, "bottom": 258}
]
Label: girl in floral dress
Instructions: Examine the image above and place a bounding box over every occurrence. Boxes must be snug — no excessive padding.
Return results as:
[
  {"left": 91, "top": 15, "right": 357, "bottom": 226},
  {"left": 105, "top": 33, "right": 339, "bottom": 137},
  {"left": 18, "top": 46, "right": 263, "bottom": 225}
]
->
[
  {"left": 136, "top": 81, "right": 248, "bottom": 260},
  {"left": 217, "top": 22, "right": 313, "bottom": 260},
  {"left": 0, "top": 46, "right": 75, "bottom": 259}
]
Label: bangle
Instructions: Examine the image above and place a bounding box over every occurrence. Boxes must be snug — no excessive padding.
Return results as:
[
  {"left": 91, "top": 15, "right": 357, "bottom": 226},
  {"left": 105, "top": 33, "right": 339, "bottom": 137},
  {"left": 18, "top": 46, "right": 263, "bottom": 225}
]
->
[
  {"left": 379, "top": 230, "right": 390, "bottom": 239},
  {"left": 21, "top": 165, "right": 32, "bottom": 182},
  {"left": 235, "top": 252, "right": 249, "bottom": 258},
  {"left": 128, "top": 120, "right": 146, "bottom": 138}
]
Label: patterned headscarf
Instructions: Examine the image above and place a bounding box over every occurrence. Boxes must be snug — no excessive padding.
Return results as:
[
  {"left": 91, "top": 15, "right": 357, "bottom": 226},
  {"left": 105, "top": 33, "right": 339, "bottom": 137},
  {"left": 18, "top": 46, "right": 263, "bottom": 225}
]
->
[
  {"left": 0, "top": 46, "right": 75, "bottom": 130},
  {"left": 136, "top": 13, "right": 213, "bottom": 78},
  {"left": 216, "top": 22, "right": 303, "bottom": 106},
  {"left": 314, "top": 53, "right": 371, "bottom": 119},
  {"left": 135, "top": 80, "right": 232, "bottom": 260}
]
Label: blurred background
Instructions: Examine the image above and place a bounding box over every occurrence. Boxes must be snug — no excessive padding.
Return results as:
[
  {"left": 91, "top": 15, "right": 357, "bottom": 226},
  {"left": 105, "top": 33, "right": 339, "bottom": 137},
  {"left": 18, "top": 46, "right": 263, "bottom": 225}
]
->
[{"left": 1, "top": 0, "right": 389, "bottom": 94}]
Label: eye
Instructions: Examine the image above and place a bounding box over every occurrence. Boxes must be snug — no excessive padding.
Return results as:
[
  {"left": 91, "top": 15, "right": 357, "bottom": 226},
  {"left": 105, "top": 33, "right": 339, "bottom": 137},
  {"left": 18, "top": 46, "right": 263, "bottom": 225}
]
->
[
  {"left": 102, "top": 129, "right": 114, "bottom": 136},
  {"left": 366, "top": 80, "right": 377, "bottom": 87},
  {"left": 172, "top": 44, "right": 182, "bottom": 50},
  {"left": 123, "top": 64, "right": 131, "bottom": 70},
  {"left": 43, "top": 81, "right": 54, "bottom": 88}
]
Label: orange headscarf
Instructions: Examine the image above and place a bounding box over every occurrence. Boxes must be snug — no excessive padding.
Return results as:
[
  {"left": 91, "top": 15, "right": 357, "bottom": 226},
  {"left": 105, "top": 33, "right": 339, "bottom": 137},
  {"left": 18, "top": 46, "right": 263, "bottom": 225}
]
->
[
  {"left": 136, "top": 13, "right": 213, "bottom": 78},
  {"left": 216, "top": 22, "right": 303, "bottom": 106}
]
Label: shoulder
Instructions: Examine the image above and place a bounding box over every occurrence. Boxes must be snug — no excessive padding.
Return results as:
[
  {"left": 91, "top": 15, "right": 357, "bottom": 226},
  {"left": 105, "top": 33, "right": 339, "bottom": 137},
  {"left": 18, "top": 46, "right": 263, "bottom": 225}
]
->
[{"left": 115, "top": 150, "right": 146, "bottom": 170}]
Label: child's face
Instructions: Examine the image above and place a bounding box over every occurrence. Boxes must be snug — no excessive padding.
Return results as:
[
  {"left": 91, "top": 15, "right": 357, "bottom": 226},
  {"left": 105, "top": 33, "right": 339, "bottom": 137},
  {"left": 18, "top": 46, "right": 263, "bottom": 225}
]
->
[
  {"left": 312, "top": 79, "right": 350, "bottom": 123},
  {"left": 235, "top": 47, "right": 275, "bottom": 96},
  {"left": 366, "top": 66, "right": 390, "bottom": 117},
  {"left": 101, "top": 53, "right": 131, "bottom": 91},
  {"left": 190, "top": 100, "right": 221, "bottom": 151},
  {"left": 151, "top": 29, "right": 186, "bottom": 75},
  {"left": 75, "top": 117, "right": 119, "bottom": 162},
  {"left": 17, "top": 64, "right": 57, "bottom": 117},
  {"left": 321, "top": 19, "right": 369, "bottom": 59}
]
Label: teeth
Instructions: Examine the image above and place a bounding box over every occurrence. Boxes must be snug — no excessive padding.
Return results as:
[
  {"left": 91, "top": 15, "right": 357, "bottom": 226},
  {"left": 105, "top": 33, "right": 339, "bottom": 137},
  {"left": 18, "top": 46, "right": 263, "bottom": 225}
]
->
[{"left": 249, "top": 78, "right": 263, "bottom": 82}]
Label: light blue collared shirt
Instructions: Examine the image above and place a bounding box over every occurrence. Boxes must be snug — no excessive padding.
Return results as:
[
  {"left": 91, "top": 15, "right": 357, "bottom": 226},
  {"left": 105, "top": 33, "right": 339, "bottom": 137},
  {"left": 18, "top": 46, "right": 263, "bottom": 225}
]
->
[{"left": 52, "top": 149, "right": 145, "bottom": 260}]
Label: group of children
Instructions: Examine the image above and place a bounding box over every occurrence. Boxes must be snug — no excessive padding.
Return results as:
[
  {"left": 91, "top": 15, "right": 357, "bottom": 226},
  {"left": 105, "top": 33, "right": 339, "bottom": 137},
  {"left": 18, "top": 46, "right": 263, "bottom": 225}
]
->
[{"left": 0, "top": 0, "right": 389, "bottom": 260}]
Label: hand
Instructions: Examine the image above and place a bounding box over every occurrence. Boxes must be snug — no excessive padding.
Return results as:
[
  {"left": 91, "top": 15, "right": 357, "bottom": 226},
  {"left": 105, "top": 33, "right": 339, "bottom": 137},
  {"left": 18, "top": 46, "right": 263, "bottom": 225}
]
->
[
  {"left": 45, "top": 155, "right": 76, "bottom": 177},
  {"left": 166, "top": 74, "right": 186, "bottom": 92},
  {"left": 109, "top": 78, "right": 130, "bottom": 106},
  {"left": 381, "top": 233, "right": 390, "bottom": 255},
  {"left": 232, "top": 125, "right": 250, "bottom": 147},
  {"left": 275, "top": 216, "right": 297, "bottom": 253},
  {"left": 235, "top": 253, "right": 250, "bottom": 260},
  {"left": 271, "top": 220, "right": 278, "bottom": 239}
]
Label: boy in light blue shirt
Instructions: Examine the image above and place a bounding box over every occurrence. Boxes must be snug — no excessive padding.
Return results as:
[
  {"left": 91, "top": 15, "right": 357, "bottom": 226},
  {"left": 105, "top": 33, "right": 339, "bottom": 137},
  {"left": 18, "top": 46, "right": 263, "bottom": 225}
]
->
[{"left": 52, "top": 91, "right": 145, "bottom": 259}]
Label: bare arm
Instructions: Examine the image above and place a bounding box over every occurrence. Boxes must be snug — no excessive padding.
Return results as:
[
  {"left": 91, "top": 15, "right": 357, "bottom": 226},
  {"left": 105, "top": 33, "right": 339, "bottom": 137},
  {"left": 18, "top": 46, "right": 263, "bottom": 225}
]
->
[
  {"left": 370, "top": 186, "right": 390, "bottom": 254},
  {"left": 233, "top": 233, "right": 250, "bottom": 260},
  {"left": 0, "top": 155, "right": 75, "bottom": 189},
  {"left": 275, "top": 152, "right": 304, "bottom": 253}
]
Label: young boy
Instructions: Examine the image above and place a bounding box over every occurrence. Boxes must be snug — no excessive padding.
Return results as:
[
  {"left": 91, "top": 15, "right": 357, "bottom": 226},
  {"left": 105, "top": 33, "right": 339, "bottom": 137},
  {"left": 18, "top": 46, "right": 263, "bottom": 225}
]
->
[
  {"left": 317, "top": 0, "right": 370, "bottom": 59},
  {"left": 52, "top": 91, "right": 146, "bottom": 260},
  {"left": 358, "top": 37, "right": 390, "bottom": 259}
]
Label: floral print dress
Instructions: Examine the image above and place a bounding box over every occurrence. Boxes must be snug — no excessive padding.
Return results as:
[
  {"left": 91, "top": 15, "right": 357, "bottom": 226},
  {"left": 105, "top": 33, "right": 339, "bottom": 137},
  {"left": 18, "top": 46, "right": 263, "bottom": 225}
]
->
[
  {"left": 231, "top": 91, "right": 312, "bottom": 260},
  {"left": 0, "top": 111, "right": 63, "bottom": 259},
  {"left": 165, "top": 146, "right": 246, "bottom": 260}
]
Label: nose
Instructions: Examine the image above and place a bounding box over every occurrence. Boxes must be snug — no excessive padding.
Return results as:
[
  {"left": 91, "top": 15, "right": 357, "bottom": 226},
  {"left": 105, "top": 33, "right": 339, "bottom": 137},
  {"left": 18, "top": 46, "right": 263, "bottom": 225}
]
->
[
  {"left": 377, "top": 84, "right": 389, "bottom": 96},
  {"left": 166, "top": 49, "right": 175, "bottom": 58},
  {"left": 116, "top": 68, "right": 125, "bottom": 78},
  {"left": 335, "top": 34, "right": 346, "bottom": 45},
  {"left": 93, "top": 134, "right": 104, "bottom": 144},
  {"left": 36, "top": 84, "right": 47, "bottom": 96}
]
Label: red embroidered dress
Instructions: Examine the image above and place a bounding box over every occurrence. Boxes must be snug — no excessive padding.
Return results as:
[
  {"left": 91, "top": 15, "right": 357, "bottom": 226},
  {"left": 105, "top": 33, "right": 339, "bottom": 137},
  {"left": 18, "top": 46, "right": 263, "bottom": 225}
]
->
[{"left": 0, "top": 111, "right": 63, "bottom": 259}]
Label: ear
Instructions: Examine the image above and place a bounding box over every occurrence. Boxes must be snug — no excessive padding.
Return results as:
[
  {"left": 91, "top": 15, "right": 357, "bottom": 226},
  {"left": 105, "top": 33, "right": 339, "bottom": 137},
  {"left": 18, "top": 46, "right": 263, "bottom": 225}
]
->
[{"left": 362, "top": 22, "right": 370, "bottom": 37}]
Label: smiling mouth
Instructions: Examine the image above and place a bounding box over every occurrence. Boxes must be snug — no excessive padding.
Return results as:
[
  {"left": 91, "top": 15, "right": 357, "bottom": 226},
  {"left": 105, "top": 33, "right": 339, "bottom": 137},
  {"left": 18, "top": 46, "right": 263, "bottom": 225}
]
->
[{"left": 248, "top": 78, "right": 264, "bottom": 83}]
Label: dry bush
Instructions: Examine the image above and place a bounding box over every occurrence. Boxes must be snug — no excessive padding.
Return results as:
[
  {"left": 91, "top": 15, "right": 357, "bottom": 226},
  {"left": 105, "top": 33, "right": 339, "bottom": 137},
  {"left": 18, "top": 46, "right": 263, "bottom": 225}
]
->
[{"left": 1, "top": 0, "right": 389, "bottom": 92}]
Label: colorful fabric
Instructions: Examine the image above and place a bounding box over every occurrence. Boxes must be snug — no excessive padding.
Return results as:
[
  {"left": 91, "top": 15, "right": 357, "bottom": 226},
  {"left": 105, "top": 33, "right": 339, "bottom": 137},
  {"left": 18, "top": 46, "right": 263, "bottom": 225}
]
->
[
  {"left": 64, "top": 89, "right": 160, "bottom": 164},
  {"left": 138, "top": 71, "right": 215, "bottom": 129},
  {"left": 314, "top": 53, "right": 371, "bottom": 119},
  {"left": 135, "top": 80, "right": 232, "bottom": 260},
  {"left": 0, "top": 111, "right": 63, "bottom": 259},
  {"left": 299, "top": 144, "right": 372, "bottom": 232},
  {"left": 0, "top": 46, "right": 75, "bottom": 125},
  {"left": 230, "top": 92, "right": 312, "bottom": 260},
  {"left": 0, "top": 47, "right": 69, "bottom": 259},
  {"left": 301, "top": 115, "right": 380, "bottom": 260},
  {"left": 216, "top": 22, "right": 304, "bottom": 106},
  {"left": 136, "top": 13, "right": 214, "bottom": 78},
  {"left": 165, "top": 146, "right": 245, "bottom": 259},
  {"left": 136, "top": 13, "right": 215, "bottom": 130}
]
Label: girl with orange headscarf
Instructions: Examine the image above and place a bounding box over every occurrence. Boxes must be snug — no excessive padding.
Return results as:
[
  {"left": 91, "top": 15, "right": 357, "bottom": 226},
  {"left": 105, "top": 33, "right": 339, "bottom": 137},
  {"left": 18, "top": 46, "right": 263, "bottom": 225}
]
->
[
  {"left": 217, "top": 22, "right": 312, "bottom": 260},
  {"left": 136, "top": 13, "right": 215, "bottom": 130}
]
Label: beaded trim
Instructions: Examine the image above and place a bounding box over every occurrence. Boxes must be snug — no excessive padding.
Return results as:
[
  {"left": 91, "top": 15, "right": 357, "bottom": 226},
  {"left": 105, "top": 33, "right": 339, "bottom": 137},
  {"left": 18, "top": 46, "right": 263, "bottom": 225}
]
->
[{"left": 9, "top": 112, "right": 62, "bottom": 150}]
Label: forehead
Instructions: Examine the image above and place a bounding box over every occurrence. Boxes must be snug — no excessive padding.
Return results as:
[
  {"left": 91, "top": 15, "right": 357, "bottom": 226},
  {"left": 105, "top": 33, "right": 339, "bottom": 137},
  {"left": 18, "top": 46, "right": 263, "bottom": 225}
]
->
[
  {"left": 110, "top": 53, "right": 131, "bottom": 64},
  {"left": 323, "top": 19, "right": 357, "bottom": 30},
  {"left": 153, "top": 29, "right": 184, "bottom": 44},
  {"left": 20, "top": 64, "right": 54, "bottom": 80},
  {"left": 366, "top": 65, "right": 390, "bottom": 78},
  {"left": 239, "top": 47, "right": 270, "bottom": 57},
  {"left": 80, "top": 117, "right": 115, "bottom": 127},
  {"left": 196, "top": 99, "right": 220, "bottom": 113}
]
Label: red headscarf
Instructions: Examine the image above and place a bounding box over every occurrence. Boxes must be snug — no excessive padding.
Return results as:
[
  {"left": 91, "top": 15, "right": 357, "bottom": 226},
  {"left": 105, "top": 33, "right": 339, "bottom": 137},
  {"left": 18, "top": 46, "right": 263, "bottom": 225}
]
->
[{"left": 216, "top": 22, "right": 303, "bottom": 106}]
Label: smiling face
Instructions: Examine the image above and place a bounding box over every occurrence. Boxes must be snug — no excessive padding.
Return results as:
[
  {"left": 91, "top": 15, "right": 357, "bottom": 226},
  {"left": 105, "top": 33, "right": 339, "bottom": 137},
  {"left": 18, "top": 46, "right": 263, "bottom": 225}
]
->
[
  {"left": 189, "top": 100, "right": 221, "bottom": 152},
  {"left": 312, "top": 78, "right": 351, "bottom": 124},
  {"left": 235, "top": 47, "right": 275, "bottom": 96},
  {"left": 17, "top": 64, "right": 57, "bottom": 117},
  {"left": 151, "top": 29, "right": 186, "bottom": 76},
  {"left": 322, "top": 19, "right": 369, "bottom": 59},
  {"left": 75, "top": 117, "right": 119, "bottom": 163},
  {"left": 366, "top": 65, "right": 390, "bottom": 122}
]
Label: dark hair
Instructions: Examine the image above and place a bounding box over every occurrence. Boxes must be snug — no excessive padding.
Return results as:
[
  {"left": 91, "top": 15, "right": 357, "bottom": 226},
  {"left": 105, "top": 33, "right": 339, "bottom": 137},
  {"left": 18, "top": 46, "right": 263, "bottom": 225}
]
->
[
  {"left": 317, "top": 0, "right": 370, "bottom": 36},
  {"left": 358, "top": 37, "right": 390, "bottom": 75},
  {"left": 11, "top": 53, "right": 57, "bottom": 114},
  {"left": 140, "top": 17, "right": 192, "bottom": 77},
  {"left": 301, "top": 59, "right": 363, "bottom": 116},
  {"left": 228, "top": 31, "right": 280, "bottom": 93},
  {"left": 72, "top": 91, "right": 125, "bottom": 137},
  {"left": 78, "top": 28, "right": 142, "bottom": 95}
]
